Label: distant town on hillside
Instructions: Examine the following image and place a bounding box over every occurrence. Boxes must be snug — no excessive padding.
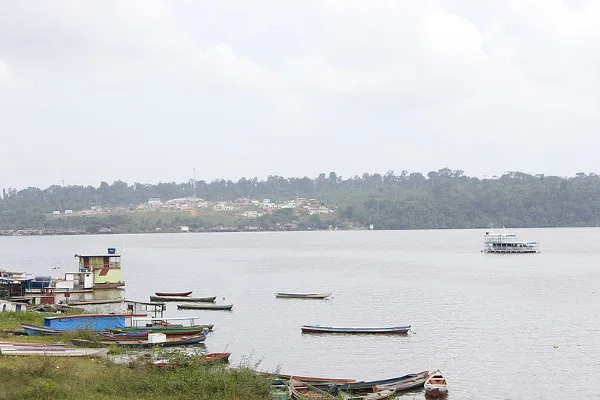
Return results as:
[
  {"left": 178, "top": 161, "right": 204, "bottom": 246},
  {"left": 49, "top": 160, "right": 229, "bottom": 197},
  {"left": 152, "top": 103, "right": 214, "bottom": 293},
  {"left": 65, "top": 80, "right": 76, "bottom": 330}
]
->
[{"left": 2, "top": 169, "right": 600, "bottom": 234}]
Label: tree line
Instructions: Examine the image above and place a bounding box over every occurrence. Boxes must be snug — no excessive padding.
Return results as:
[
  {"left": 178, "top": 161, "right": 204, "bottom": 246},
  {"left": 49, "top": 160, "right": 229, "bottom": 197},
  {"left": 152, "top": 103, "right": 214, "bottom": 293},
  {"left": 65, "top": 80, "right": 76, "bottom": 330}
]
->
[{"left": 1, "top": 168, "right": 600, "bottom": 231}]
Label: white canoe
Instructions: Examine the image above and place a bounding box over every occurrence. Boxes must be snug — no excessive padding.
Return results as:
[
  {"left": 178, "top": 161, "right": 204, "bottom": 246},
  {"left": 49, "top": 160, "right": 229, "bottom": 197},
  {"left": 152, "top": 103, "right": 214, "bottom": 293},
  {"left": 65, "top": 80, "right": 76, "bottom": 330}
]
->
[{"left": 0, "top": 347, "right": 109, "bottom": 357}]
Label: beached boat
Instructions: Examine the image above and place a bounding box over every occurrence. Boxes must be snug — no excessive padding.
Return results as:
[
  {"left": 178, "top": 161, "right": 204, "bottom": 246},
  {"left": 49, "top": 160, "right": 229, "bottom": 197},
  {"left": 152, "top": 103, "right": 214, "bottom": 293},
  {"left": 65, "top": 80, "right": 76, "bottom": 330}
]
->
[
  {"left": 276, "top": 292, "right": 332, "bottom": 299},
  {"left": 21, "top": 323, "right": 64, "bottom": 336},
  {"left": 301, "top": 325, "right": 411, "bottom": 334},
  {"left": 269, "top": 378, "right": 291, "bottom": 400},
  {"left": 268, "top": 373, "right": 355, "bottom": 384},
  {"left": 177, "top": 303, "right": 233, "bottom": 311},
  {"left": 155, "top": 291, "right": 192, "bottom": 297},
  {"left": 424, "top": 370, "right": 448, "bottom": 398},
  {"left": 0, "top": 346, "right": 109, "bottom": 357},
  {"left": 0, "top": 341, "right": 67, "bottom": 347},
  {"left": 199, "top": 352, "right": 230, "bottom": 364},
  {"left": 340, "top": 389, "right": 396, "bottom": 400},
  {"left": 290, "top": 377, "right": 338, "bottom": 399},
  {"left": 64, "top": 298, "right": 124, "bottom": 305},
  {"left": 484, "top": 228, "right": 539, "bottom": 253},
  {"left": 152, "top": 352, "right": 231, "bottom": 367},
  {"left": 72, "top": 332, "right": 208, "bottom": 348},
  {"left": 100, "top": 330, "right": 153, "bottom": 340},
  {"left": 375, "top": 370, "right": 430, "bottom": 391},
  {"left": 149, "top": 295, "right": 216, "bottom": 302},
  {"left": 336, "top": 371, "right": 429, "bottom": 392}
]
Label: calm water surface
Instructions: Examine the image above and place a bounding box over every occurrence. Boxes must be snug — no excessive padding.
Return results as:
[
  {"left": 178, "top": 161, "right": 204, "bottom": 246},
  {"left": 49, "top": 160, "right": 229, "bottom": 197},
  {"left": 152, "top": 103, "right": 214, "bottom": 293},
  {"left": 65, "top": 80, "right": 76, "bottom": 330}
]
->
[{"left": 1, "top": 228, "right": 598, "bottom": 399}]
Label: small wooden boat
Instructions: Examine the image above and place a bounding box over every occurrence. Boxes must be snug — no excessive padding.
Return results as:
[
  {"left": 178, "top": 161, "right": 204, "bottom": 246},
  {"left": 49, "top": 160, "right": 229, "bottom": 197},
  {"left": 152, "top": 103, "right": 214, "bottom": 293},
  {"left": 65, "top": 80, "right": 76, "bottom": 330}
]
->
[
  {"left": 0, "top": 341, "right": 67, "bottom": 347},
  {"left": 22, "top": 323, "right": 65, "bottom": 336},
  {"left": 341, "top": 389, "right": 396, "bottom": 400},
  {"left": 100, "top": 330, "right": 153, "bottom": 340},
  {"left": 424, "top": 370, "right": 448, "bottom": 398},
  {"left": 155, "top": 291, "right": 192, "bottom": 297},
  {"left": 268, "top": 373, "right": 355, "bottom": 384},
  {"left": 123, "top": 316, "right": 214, "bottom": 334},
  {"left": 301, "top": 325, "right": 411, "bottom": 334},
  {"left": 152, "top": 352, "right": 231, "bottom": 367},
  {"left": 71, "top": 332, "right": 208, "bottom": 348},
  {"left": 276, "top": 292, "right": 332, "bottom": 299},
  {"left": 0, "top": 347, "right": 109, "bottom": 357},
  {"left": 114, "top": 326, "right": 211, "bottom": 335},
  {"left": 336, "top": 371, "right": 429, "bottom": 392},
  {"left": 375, "top": 370, "right": 430, "bottom": 391},
  {"left": 149, "top": 295, "right": 216, "bottom": 302},
  {"left": 64, "top": 298, "right": 124, "bottom": 305},
  {"left": 269, "top": 378, "right": 291, "bottom": 400},
  {"left": 290, "top": 377, "right": 338, "bottom": 400},
  {"left": 200, "top": 352, "right": 230, "bottom": 363},
  {"left": 177, "top": 303, "right": 233, "bottom": 311}
]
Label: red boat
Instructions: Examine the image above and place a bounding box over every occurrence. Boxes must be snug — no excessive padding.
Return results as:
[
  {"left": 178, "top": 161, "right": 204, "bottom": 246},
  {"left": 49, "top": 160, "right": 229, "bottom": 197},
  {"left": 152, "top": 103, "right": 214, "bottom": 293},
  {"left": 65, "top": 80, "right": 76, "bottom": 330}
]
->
[
  {"left": 424, "top": 370, "right": 448, "bottom": 398},
  {"left": 154, "top": 291, "right": 192, "bottom": 297}
]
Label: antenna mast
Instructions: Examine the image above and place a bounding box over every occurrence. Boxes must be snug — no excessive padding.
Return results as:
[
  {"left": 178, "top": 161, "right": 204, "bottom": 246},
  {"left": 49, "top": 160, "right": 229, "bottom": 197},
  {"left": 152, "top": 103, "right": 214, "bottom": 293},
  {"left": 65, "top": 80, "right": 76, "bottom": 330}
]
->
[{"left": 192, "top": 167, "right": 197, "bottom": 198}]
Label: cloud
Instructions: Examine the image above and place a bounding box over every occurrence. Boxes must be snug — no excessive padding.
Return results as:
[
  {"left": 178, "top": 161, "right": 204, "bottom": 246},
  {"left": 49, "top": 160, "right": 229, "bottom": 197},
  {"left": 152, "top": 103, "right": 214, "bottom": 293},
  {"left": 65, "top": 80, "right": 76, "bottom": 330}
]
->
[{"left": 1, "top": 0, "right": 600, "bottom": 188}]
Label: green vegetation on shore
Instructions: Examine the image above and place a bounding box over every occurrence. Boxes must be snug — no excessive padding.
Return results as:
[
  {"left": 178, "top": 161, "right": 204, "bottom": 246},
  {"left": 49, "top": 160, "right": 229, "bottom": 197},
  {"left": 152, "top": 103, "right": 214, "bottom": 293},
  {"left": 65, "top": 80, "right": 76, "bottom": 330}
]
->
[
  {"left": 0, "top": 312, "right": 270, "bottom": 400},
  {"left": 3, "top": 169, "right": 600, "bottom": 233}
]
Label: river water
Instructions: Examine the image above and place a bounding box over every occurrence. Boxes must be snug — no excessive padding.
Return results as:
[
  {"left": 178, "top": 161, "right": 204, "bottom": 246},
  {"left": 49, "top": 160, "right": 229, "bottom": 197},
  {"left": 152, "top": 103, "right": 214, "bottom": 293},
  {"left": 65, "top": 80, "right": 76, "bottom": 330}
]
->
[{"left": 1, "top": 228, "right": 598, "bottom": 399}]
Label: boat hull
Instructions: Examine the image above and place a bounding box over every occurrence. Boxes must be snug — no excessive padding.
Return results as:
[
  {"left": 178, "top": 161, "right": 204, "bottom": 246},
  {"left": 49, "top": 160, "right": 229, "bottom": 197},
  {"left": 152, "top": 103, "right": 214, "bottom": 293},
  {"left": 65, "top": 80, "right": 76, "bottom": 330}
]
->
[
  {"left": 155, "top": 291, "right": 193, "bottom": 297},
  {"left": 72, "top": 333, "right": 207, "bottom": 348},
  {"left": 0, "top": 347, "right": 109, "bottom": 357},
  {"left": 276, "top": 292, "right": 331, "bottom": 299},
  {"left": 177, "top": 304, "right": 233, "bottom": 311},
  {"left": 150, "top": 295, "right": 216, "bottom": 302},
  {"left": 301, "top": 325, "right": 410, "bottom": 334},
  {"left": 336, "top": 371, "right": 429, "bottom": 391},
  {"left": 119, "top": 324, "right": 214, "bottom": 334}
]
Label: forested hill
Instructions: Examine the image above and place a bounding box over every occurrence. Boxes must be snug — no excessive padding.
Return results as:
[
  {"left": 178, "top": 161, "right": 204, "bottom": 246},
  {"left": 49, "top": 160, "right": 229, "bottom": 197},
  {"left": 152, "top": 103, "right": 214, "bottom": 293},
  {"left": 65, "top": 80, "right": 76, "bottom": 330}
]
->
[{"left": 1, "top": 168, "right": 600, "bottom": 232}]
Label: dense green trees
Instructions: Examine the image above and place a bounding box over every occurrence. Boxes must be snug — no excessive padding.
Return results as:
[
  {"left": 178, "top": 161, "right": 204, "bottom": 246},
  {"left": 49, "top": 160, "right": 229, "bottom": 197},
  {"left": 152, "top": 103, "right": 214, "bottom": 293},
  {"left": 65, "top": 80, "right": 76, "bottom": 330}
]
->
[{"left": 2, "top": 169, "right": 600, "bottom": 232}]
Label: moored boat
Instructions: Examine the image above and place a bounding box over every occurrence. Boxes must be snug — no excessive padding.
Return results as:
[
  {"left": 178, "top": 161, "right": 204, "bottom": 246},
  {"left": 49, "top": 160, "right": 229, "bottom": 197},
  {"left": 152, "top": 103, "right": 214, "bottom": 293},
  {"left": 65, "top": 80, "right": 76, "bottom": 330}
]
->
[
  {"left": 483, "top": 228, "right": 539, "bottom": 253},
  {"left": 122, "top": 316, "right": 214, "bottom": 334},
  {"left": 100, "top": 330, "right": 153, "bottom": 340},
  {"left": 290, "top": 377, "right": 338, "bottom": 399},
  {"left": 149, "top": 295, "right": 216, "bottom": 302},
  {"left": 177, "top": 303, "right": 233, "bottom": 311},
  {"left": 276, "top": 292, "right": 332, "bottom": 299},
  {"left": 155, "top": 291, "right": 192, "bottom": 297},
  {"left": 336, "top": 371, "right": 429, "bottom": 392},
  {"left": 341, "top": 389, "right": 396, "bottom": 400},
  {"left": 267, "top": 373, "right": 355, "bottom": 384},
  {"left": 301, "top": 325, "right": 411, "bottom": 334},
  {"left": 424, "top": 370, "right": 448, "bottom": 398},
  {"left": 269, "top": 378, "right": 291, "bottom": 400},
  {"left": 375, "top": 370, "right": 430, "bottom": 391}
]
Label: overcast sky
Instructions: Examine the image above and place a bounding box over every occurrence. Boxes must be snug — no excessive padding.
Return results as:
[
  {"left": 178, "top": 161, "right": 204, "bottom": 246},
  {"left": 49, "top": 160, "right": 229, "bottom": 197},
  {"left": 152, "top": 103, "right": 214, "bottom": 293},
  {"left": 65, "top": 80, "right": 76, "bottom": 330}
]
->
[{"left": 1, "top": 0, "right": 599, "bottom": 189}]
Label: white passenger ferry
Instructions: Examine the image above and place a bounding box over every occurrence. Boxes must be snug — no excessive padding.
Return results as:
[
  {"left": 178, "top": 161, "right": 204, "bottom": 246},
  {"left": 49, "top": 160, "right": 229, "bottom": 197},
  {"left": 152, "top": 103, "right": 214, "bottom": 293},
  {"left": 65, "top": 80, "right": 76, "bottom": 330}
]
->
[{"left": 483, "top": 229, "right": 539, "bottom": 253}]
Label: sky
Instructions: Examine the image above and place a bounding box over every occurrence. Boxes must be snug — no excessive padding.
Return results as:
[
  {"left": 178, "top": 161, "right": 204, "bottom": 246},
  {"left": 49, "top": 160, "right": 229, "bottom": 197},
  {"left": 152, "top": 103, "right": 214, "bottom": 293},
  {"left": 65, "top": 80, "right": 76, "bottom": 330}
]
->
[{"left": 1, "top": 0, "right": 599, "bottom": 189}]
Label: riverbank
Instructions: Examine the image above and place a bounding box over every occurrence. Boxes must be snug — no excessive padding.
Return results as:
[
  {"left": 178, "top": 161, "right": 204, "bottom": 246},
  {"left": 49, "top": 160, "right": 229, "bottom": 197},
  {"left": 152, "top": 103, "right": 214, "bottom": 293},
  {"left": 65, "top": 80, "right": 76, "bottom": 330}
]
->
[{"left": 0, "top": 312, "right": 270, "bottom": 400}]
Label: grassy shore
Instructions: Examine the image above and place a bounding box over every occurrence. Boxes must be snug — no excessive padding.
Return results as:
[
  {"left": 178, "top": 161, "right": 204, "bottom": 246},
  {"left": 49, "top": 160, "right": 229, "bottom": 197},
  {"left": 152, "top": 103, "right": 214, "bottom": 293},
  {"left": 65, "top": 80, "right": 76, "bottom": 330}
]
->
[{"left": 0, "top": 312, "right": 270, "bottom": 400}]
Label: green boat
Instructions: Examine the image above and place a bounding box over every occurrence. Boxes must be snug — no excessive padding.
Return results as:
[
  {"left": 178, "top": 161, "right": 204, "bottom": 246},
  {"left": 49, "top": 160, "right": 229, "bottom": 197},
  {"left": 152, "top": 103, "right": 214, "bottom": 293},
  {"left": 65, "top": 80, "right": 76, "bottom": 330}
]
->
[
  {"left": 269, "top": 379, "right": 291, "bottom": 400},
  {"left": 119, "top": 317, "right": 214, "bottom": 334}
]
